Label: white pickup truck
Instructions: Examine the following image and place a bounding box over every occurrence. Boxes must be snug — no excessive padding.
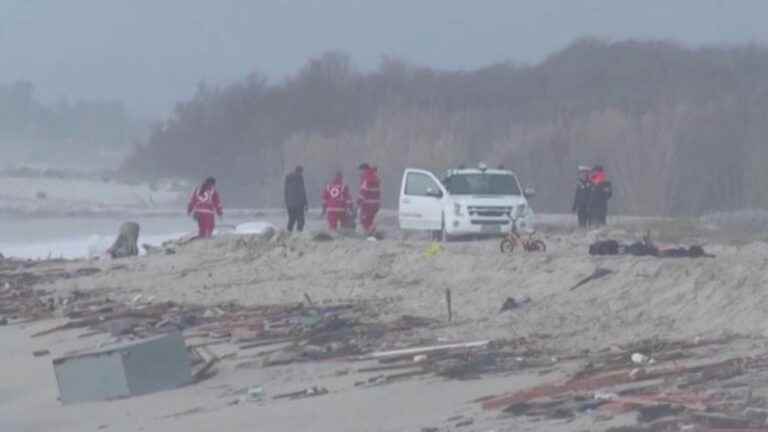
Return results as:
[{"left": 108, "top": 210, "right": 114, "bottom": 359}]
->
[{"left": 398, "top": 164, "right": 535, "bottom": 240}]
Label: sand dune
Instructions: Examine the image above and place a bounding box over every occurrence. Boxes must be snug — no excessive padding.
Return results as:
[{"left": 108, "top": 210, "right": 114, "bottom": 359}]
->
[{"left": 3, "top": 219, "right": 767, "bottom": 431}]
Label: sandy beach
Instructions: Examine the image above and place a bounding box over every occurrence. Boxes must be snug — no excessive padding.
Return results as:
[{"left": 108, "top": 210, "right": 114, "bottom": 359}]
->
[{"left": 3, "top": 216, "right": 768, "bottom": 432}]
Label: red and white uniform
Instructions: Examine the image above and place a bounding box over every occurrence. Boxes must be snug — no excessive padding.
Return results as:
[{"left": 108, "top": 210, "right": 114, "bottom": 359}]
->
[
  {"left": 323, "top": 176, "right": 351, "bottom": 231},
  {"left": 358, "top": 167, "right": 381, "bottom": 235},
  {"left": 188, "top": 186, "right": 223, "bottom": 238}
]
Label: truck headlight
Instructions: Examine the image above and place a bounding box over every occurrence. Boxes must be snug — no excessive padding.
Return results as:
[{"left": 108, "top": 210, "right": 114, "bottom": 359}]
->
[{"left": 454, "top": 203, "right": 462, "bottom": 216}]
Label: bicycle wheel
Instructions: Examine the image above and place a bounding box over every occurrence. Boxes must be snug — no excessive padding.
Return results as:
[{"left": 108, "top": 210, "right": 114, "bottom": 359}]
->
[
  {"left": 528, "top": 240, "right": 547, "bottom": 252},
  {"left": 500, "top": 238, "right": 517, "bottom": 253}
]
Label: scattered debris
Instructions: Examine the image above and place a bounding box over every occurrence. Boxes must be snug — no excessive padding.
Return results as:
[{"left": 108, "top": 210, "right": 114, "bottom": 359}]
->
[
  {"left": 245, "top": 385, "right": 265, "bottom": 402},
  {"left": 107, "top": 222, "right": 140, "bottom": 259},
  {"left": 455, "top": 418, "right": 474, "bottom": 428},
  {"left": 161, "top": 407, "right": 205, "bottom": 420},
  {"left": 53, "top": 332, "right": 191, "bottom": 404},
  {"left": 499, "top": 296, "right": 531, "bottom": 313},
  {"left": 445, "top": 288, "right": 452, "bottom": 322},
  {"left": 589, "top": 240, "right": 620, "bottom": 256},
  {"left": 142, "top": 244, "right": 176, "bottom": 256},
  {"left": 631, "top": 353, "right": 652, "bottom": 365},
  {"left": 569, "top": 268, "right": 613, "bottom": 291},
  {"left": 425, "top": 242, "right": 443, "bottom": 257},
  {"left": 590, "top": 237, "right": 715, "bottom": 258},
  {"left": 481, "top": 335, "right": 768, "bottom": 431},
  {"left": 274, "top": 386, "right": 329, "bottom": 400},
  {"left": 312, "top": 232, "right": 334, "bottom": 242},
  {"left": 192, "top": 346, "right": 219, "bottom": 383},
  {"left": 359, "top": 340, "right": 491, "bottom": 361}
]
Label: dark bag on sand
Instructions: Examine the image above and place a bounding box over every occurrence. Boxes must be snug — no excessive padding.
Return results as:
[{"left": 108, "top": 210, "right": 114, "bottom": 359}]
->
[
  {"left": 625, "top": 241, "right": 658, "bottom": 256},
  {"left": 689, "top": 245, "right": 707, "bottom": 258},
  {"left": 657, "top": 245, "right": 714, "bottom": 258},
  {"left": 658, "top": 247, "right": 689, "bottom": 258},
  {"left": 589, "top": 240, "right": 620, "bottom": 256}
]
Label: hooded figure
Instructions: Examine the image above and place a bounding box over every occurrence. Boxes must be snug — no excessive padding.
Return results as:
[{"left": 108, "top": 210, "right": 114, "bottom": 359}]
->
[
  {"left": 572, "top": 166, "right": 592, "bottom": 228},
  {"left": 188, "top": 177, "right": 223, "bottom": 238},
  {"left": 588, "top": 166, "right": 612, "bottom": 226},
  {"left": 322, "top": 171, "right": 351, "bottom": 231},
  {"left": 357, "top": 163, "right": 381, "bottom": 236}
]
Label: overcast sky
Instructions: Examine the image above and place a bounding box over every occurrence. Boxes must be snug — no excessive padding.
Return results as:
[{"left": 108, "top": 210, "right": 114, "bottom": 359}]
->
[{"left": 1, "top": 0, "right": 767, "bottom": 118}]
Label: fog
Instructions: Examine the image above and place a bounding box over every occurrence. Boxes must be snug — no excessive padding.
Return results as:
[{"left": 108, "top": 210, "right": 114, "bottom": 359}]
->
[
  {"left": 2, "top": 0, "right": 768, "bottom": 117},
  {"left": 4, "top": 0, "right": 768, "bottom": 214}
]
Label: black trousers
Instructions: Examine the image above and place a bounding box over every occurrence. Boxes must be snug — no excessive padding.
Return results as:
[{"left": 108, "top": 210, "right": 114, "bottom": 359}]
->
[
  {"left": 577, "top": 208, "right": 590, "bottom": 228},
  {"left": 287, "top": 206, "right": 305, "bottom": 232},
  {"left": 590, "top": 204, "right": 607, "bottom": 226}
]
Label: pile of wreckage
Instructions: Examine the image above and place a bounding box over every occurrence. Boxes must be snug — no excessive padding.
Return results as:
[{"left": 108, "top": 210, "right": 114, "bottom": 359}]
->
[
  {"left": 6, "top": 257, "right": 768, "bottom": 430},
  {"left": 479, "top": 336, "right": 768, "bottom": 431},
  {"left": 1, "top": 259, "right": 548, "bottom": 403}
]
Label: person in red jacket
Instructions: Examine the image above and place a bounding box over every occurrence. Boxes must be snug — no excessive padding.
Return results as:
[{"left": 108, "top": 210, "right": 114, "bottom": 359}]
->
[
  {"left": 357, "top": 163, "right": 381, "bottom": 237},
  {"left": 187, "top": 177, "right": 223, "bottom": 238},
  {"left": 322, "top": 171, "right": 351, "bottom": 232}
]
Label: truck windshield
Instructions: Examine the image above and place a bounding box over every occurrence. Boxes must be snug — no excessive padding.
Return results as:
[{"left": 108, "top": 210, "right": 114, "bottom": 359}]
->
[{"left": 443, "top": 174, "right": 521, "bottom": 195}]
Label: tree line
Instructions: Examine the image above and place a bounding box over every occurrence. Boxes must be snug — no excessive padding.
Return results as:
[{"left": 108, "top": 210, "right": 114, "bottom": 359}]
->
[
  {"left": 0, "top": 81, "right": 145, "bottom": 169},
  {"left": 122, "top": 39, "right": 768, "bottom": 216}
]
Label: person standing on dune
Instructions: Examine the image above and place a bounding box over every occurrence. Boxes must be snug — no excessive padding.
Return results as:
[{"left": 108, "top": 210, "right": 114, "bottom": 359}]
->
[
  {"left": 284, "top": 165, "right": 309, "bottom": 233},
  {"left": 187, "top": 177, "right": 223, "bottom": 238},
  {"left": 572, "top": 166, "right": 592, "bottom": 228},
  {"left": 588, "top": 166, "right": 612, "bottom": 226},
  {"left": 357, "top": 163, "right": 381, "bottom": 238},
  {"left": 322, "top": 171, "right": 351, "bottom": 232}
]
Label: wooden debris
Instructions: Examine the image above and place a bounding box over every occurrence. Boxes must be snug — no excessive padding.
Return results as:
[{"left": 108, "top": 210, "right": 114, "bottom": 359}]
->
[
  {"left": 359, "top": 340, "right": 491, "bottom": 361},
  {"left": 273, "top": 386, "right": 329, "bottom": 400},
  {"left": 570, "top": 268, "right": 613, "bottom": 291},
  {"left": 192, "top": 347, "right": 219, "bottom": 382},
  {"left": 445, "top": 288, "right": 452, "bottom": 322}
]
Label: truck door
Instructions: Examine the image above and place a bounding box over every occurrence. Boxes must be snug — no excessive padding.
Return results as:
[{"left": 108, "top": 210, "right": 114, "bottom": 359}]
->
[{"left": 398, "top": 169, "right": 446, "bottom": 231}]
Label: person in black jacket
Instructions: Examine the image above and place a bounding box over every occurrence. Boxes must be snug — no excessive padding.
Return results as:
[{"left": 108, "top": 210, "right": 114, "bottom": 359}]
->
[
  {"left": 572, "top": 166, "right": 592, "bottom": 228},
  {"left": 284, "top": 166, "right": 308, "bottom": 232},
  {"left": 588, "top": 165, "right": 613, "bottom": 226}
]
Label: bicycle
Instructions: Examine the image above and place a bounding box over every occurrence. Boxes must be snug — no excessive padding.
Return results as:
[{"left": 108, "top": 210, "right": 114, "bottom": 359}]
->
[{"left": 500, "top": 215, "right": 546, "bottom": 253}]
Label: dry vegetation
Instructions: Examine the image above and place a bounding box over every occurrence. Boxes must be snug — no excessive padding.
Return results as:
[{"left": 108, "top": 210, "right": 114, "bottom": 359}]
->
[{"left": 122, "top": 38, "right": 768, "bottom": 216}]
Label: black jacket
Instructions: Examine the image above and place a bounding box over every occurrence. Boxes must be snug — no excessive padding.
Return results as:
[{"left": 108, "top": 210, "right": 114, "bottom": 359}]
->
[
  {"left": 572, "top": 179, "right": 591, "bottom": 212},
  {"left": 284, "top": 172, "right": 308, "bottom": 208},
  {"left": 589, "top": 181, "right": 613, "bottom": 209}
]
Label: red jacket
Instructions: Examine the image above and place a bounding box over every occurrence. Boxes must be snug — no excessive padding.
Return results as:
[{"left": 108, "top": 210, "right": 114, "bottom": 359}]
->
[
  {"left": 591, "top": 171, "right": 607, "bottom": 185},
  {"left": 358, "top": 168, "right": 381, "bottom": 207},
  {"left": 323, "top": 176, "right": 351, "bottom": 212},
  {"left": 188, "top": 186, "right": 223, "bottom": 216}
]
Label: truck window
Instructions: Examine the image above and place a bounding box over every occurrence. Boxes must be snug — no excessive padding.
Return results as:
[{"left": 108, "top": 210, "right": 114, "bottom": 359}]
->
[
  {"left": 444, "top": 174, "right": 521, "bottom": 195},
  {"left": 405, "top": 172, "right": 440, "bottom": 196}
]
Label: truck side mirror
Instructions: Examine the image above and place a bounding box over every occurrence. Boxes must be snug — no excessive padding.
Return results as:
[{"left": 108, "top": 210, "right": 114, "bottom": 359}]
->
[
  {"left": 524, "top": 187, "right": 536, "bottom": 199},
  {"left": 426, "top": 188, "right": 443, "bottom": 198}
]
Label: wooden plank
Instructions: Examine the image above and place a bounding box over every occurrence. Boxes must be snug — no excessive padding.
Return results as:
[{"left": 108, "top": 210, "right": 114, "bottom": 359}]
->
[{"left": 357, "top": 340, "right": 491, "bottom": 361}]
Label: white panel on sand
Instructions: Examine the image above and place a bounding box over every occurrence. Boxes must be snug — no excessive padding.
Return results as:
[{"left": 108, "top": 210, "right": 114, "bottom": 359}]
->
[{"left": 235, "top": 222, "right": 277, "bottom": 235}]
